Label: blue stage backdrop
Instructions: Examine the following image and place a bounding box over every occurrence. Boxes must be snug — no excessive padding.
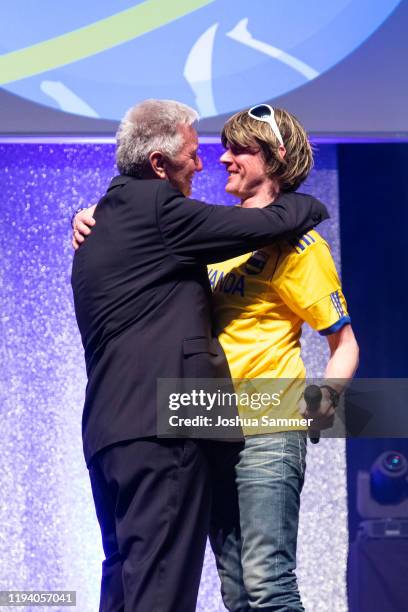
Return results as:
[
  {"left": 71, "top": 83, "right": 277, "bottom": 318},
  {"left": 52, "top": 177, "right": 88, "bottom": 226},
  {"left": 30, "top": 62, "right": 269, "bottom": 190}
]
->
[{"left": 0, "top": 142, "right": 347, "bottom": 611}]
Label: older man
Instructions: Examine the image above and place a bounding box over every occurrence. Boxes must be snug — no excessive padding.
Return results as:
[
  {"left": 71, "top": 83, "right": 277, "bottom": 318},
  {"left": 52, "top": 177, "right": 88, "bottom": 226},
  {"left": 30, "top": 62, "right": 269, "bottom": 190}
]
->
[{"left": 71, "top": 99, "right": 327, "bottom": 612}]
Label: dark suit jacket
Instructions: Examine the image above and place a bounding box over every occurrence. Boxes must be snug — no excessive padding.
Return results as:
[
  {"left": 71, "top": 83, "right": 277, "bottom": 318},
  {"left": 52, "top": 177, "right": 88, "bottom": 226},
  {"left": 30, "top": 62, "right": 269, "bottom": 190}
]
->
[{"left": 71, "top": 176, "right": 328, "bottom": 465}]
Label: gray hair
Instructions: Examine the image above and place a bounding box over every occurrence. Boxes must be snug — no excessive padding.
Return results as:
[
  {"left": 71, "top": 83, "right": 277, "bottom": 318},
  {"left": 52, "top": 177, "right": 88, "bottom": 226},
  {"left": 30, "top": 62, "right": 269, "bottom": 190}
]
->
[{"left": 115, "top": 99, "right": 199, "bottom": 177}]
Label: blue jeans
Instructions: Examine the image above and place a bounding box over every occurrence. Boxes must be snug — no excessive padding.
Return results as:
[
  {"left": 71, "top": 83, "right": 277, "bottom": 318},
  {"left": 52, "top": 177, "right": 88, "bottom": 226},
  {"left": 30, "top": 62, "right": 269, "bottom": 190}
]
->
[{"left": 211, "top": 432, "right": 307, "bottom": 612}]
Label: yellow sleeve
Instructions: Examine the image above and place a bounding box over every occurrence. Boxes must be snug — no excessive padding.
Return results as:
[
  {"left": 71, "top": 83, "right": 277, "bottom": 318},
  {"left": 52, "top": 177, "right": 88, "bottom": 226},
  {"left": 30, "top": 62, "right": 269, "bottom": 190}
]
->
[{"left": 273, "top": 236, "right": 350, "bottom": 335}]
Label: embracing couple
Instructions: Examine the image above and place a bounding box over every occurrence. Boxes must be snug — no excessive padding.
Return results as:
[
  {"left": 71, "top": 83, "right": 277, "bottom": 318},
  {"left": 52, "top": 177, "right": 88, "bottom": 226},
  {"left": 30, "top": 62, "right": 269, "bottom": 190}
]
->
[{"left": 71, "top": 99, "right": 358, "bottom": 612}]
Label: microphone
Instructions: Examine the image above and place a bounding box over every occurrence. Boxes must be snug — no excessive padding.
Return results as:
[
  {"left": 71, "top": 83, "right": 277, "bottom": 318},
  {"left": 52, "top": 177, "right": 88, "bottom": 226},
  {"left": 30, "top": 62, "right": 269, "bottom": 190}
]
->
[{"left": 304, "top": 384, "right": 322, "bottom": 444}]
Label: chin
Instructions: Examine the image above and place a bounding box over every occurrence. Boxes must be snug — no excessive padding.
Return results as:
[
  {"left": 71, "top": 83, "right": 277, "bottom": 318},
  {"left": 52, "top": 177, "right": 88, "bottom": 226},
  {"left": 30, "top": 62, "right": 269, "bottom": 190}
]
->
[{"left": 225, "top": 184, "right": 240, "bottom": 197}]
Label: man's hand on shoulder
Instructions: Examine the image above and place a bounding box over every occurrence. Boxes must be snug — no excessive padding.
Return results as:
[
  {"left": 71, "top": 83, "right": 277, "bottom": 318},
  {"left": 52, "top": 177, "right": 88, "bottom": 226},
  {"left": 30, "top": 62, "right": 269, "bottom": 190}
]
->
[{"left": 72, "top": 205, "right": 97, "bottom": 250}]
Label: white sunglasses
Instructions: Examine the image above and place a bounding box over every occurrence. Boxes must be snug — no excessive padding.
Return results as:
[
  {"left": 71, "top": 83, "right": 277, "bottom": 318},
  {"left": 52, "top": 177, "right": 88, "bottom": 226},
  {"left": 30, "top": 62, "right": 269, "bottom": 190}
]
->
[{"left": 248, "top": 104, "right": 284, "bottom": 147}]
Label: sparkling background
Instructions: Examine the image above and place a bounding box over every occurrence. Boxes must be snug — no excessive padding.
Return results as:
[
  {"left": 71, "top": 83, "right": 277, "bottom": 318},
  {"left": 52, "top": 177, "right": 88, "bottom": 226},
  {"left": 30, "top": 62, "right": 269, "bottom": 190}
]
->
[{"left": 0, "top": 143, "right": 346, "bottom": 611}]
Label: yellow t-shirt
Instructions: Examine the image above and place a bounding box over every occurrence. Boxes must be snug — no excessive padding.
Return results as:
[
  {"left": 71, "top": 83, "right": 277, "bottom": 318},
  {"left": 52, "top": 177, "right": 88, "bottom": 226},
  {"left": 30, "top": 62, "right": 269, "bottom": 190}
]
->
[{"left": 209, "top": 230, "right": 350, "bottom": 434}]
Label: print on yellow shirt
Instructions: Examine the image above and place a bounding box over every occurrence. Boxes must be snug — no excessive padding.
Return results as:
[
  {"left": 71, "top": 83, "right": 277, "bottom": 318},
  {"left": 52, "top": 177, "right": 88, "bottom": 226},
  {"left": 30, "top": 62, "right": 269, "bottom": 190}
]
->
[{"left": 209, "top": 230, "right": 350, "bottom": 435}]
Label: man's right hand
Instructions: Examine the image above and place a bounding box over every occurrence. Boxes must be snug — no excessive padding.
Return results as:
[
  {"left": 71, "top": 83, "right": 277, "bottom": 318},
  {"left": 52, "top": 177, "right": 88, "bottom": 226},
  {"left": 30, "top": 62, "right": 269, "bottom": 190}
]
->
[
  {"left": 72, "top": 205, "right": 97, "bottom": 250},
  {"left": 298, "top": 386, "right": 336, "bottom": 431}
]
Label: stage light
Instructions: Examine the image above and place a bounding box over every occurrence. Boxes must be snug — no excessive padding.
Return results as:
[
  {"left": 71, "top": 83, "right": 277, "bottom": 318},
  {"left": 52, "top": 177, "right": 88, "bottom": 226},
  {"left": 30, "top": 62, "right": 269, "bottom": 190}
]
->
[
  {"left": 357, "top": 451, "right": 408, "bottom": 538},
  {"left": 350, "top": 451, "right": 408, "bottom": 610},
  {"left": 370, "top": 451, "right": 408, "bottom": 504}
]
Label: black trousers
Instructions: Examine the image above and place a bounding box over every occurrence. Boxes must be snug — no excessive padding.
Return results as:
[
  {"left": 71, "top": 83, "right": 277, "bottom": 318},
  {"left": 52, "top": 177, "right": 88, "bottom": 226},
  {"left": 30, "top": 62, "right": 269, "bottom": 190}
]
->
[{"left": 89, "top": 437, "right": 240, "bottom": 612}]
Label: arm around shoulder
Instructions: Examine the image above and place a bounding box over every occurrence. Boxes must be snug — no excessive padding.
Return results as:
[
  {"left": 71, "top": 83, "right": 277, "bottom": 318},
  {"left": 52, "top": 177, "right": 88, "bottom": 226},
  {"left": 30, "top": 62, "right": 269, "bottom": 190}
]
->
[{"left": 158, "top": 184, "right": 329, "bottom": 265}]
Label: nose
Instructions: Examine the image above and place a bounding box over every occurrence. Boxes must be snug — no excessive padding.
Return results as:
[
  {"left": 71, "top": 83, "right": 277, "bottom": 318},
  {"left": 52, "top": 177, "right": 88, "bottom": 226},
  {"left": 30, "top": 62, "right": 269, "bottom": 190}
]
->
[
  {"left": 220, "top": 149, "right": 232, "bottom": 165},
  {"left": 195, "top": 154, "right": 203, "bottom": 172}
]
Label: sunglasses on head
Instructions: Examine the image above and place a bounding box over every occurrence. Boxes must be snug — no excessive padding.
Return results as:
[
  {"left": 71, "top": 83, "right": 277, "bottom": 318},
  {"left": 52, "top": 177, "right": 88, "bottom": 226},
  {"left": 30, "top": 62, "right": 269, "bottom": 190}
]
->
[{"left": 248, "top": 104, "right": 284, "bottom": 147}]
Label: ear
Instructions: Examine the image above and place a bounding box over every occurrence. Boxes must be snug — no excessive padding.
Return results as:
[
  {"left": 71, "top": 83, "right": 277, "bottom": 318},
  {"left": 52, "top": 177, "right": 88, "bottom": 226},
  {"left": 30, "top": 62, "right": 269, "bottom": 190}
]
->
[
  {"left": 278, "top": 145, "right": 286, "bottom": 159},
  {"left": 149, "top": 150, "right": 167, "bottom": 179}
]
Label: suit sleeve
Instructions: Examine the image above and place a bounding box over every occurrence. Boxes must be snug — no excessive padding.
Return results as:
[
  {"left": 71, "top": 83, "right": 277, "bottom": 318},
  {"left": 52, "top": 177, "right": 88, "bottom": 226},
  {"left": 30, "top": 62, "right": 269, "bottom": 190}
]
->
[{"left": 157, "top": 183, "right": 329, "bottom": 265}]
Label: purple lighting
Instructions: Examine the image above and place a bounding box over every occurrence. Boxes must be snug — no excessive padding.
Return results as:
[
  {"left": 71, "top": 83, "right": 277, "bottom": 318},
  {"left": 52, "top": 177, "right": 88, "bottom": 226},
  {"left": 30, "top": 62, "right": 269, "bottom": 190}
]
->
[{"left": 0, "top": 142, "right": 346, "bottom": 611}]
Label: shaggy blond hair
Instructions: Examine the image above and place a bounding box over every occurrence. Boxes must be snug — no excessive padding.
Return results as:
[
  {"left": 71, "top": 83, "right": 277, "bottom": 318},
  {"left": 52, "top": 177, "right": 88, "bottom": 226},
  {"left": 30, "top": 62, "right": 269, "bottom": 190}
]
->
[{"left": 221, "top": 107, "right": 313, "bottom": 192}]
